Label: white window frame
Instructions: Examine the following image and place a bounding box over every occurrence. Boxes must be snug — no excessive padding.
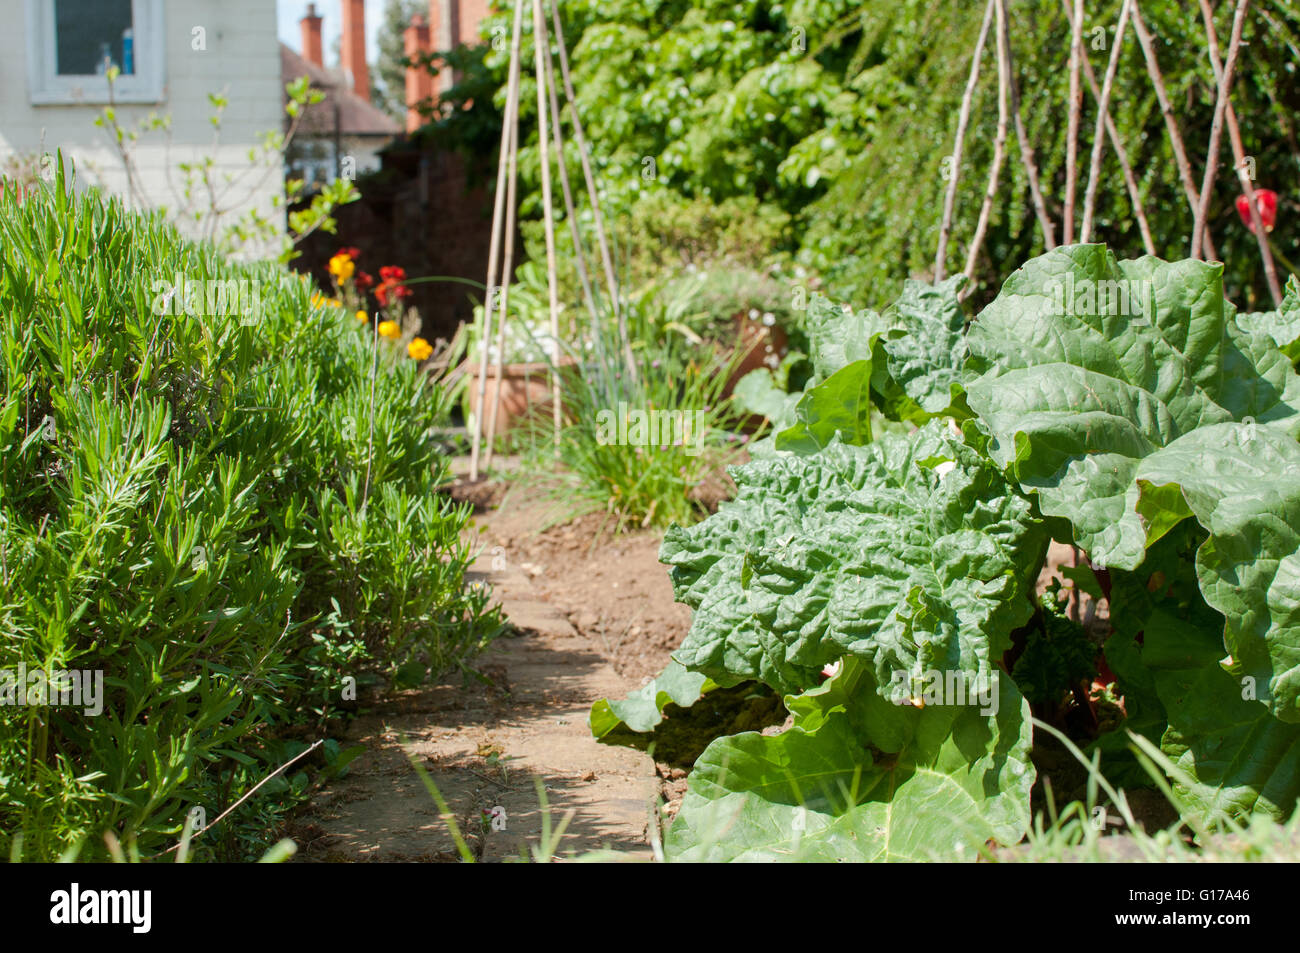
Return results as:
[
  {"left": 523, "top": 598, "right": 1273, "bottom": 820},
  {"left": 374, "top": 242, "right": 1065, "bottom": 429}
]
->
[{"left": 25, "top": 0, "right": 165, "bottom": 105}]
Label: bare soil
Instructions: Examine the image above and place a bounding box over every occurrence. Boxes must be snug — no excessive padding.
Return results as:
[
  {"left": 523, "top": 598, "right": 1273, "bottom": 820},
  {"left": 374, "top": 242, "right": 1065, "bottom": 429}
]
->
[{"left": 292, "top": 487, "right": 685, "bottom": 862}]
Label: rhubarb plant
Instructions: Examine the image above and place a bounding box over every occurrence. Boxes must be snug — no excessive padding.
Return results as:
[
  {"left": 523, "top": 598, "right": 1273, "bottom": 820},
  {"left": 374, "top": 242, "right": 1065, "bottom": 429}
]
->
[{"left": 592, "top": 244, "right": 1300, "bottom": 861}]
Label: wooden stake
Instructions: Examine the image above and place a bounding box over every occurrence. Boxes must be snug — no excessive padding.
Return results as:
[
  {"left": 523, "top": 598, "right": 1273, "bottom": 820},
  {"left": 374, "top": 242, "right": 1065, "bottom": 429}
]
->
[
  {"left": 548, "top": 1, "right": 637, "bottom": 382},
  {"left": 470, "top": 0, "right": 526, "bottom": 481},
  {"left": 532, "top": 0, "right": 562, "bottom": 451},
  {"left": 1064, "top": 0, "right": 1084, "bottom": 243},
  {"left": 1080, "top": 0, "right": 1134, "bottom": 244},
  {"left": 935, "top": 0, "right": 995, "bottom": 282},
  {"left": 1192, "top": 0, "right": 1250, "bottom": 261},
  {"left": 1199, "top": 0, "right": 1282, "bottom": 304},
  {"left": 1000, "top": 0, "right": 1056, "bottom": 250},
  {"left": 961, "top": 0, "right": 1010, "bottom": 294},
  {"left": 1063, "top": 0, "right": 1156, "bottom": 255},
  {"left": 483, "top": 10, "right": 526, "bottom": 474},
  {"left": 1131, "top": 0, "right": 1218, "bottom": 260},
  {"left": 538, "top": 2, "right": 605, "bottom": 367}
]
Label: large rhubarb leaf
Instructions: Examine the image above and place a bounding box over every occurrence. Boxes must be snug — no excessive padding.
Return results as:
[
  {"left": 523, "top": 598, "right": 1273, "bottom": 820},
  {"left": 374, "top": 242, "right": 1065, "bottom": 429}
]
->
[
  {"left": 732, "top": 368, "right": 800, "bottom": 430},
  {"left": 775, "top": 360, "right": 874, "bottom": 452},
  {"left": 590, "top": 660, "right": 716, "bottom": 737},
  {"left": 1135, "top": 422, "right": 1300, "bottom": 721},
  {"left": 881, "top": 275, "right": 968, "bottom": 415},
  {"left": 966, "top": 244, "right": 1300, "bottom": 572},
  {"left": 1107, "top": 527, "right": 1300, "bottom": 822},
  {"left": 665, "top": 657, "right": 1035, "bottom": 861},
  {"left": 660, "top": 421, "right": 1047, "bottom": 696},
  {"left": 805, "top": 293, "right": 884, "bottom": 380},
  {"left": 589, "top": 661, "right": 783, "bottom": 763}
]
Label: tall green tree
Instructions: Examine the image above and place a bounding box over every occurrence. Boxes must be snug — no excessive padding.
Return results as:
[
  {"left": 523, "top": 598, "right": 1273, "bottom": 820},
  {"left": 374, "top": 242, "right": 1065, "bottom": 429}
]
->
[{"left": 372, "top": 0, "right": 426, "bottom": 118}]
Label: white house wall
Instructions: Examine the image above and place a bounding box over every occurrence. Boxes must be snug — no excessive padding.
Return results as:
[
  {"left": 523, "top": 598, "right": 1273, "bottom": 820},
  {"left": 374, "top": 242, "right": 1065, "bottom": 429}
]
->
[{"left": 1, "top": 0, "right": 285, "bottom": 251}]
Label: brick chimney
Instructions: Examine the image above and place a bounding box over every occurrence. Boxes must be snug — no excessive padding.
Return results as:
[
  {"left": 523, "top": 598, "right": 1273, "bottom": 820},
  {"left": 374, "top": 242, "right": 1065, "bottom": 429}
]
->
[
  {"left": 299, "top": 3, "right": 323, "bottom": 68},
  {"left": 404, "top": 14, "right": 432, "bottom": 133},
  {"left": 341, "top": 0, "right": 370, "bottom": 101}
]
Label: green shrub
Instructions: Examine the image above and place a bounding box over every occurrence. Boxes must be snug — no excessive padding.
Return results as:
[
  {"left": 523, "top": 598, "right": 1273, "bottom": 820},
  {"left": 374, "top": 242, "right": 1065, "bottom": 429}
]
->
[{"left": 0, "top": 161, "right": 500, "bottom": 861}]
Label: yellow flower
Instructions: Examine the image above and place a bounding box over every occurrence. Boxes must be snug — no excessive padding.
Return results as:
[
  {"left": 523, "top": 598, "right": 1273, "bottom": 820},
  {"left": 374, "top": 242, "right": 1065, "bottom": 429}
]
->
[
  {"left": 356, "top": 310, "right": 368, "bottom": 322},
  {"left": 378, "top": 320, "right": 400, "bottom": 340},
  {"left": 328, "top": 253, "right": 355, "bottom": 282},
  {"left": 408, "top": 337, "right": 434, "bottom": 361},
  {"left": 327, "top": 297, "right": 342, "bottom": 308},
  {"left": 310, "top": 292, "right": 324, "bottom": 307}
]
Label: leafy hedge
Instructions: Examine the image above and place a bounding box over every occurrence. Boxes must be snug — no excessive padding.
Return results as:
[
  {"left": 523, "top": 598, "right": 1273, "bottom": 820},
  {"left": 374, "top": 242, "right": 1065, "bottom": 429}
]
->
[
  {"left": 0, "top": 163, "right": 500, "bottom": 861},
  {"left": 597, "top": 244, "right": 1300, "bottom": 861},
  {"left": 409, "top": 1, "right": 1300, "bottom": 311}
]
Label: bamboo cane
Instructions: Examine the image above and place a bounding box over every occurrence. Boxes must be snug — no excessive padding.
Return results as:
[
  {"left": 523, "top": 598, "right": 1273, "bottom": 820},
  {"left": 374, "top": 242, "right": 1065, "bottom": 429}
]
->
[
  {"left": 483, "top": 13, "right": 526, "bottom": 473},
  {"left": 548, "top": 1, "right": 637, "bottom": 382},
  {"left": 1080, "top": 0, "right": 1134, "bottom": 243},
  {"left": 1192, "top": 0, "right": 1250, "bottom": 261},
  {"left": 1062, "top": 0, "right": 1156, "bottom": 255},
  {"left": 538, "top": 4, "right": 605, "bottom": 368},
  {"left": 935, "top": 0, "right": 995, "bottom": 282},
  {"left": 1199, "top": 0, "right": 1282, "bottom": 304},
  {"left": 1064, "top": 0, "right": 1084, "bottom": 243},
  {"left": 1000, "top": 0, "right": 1056, "bottom": 250},
  {"left": 960, "top": 0, "right": 1010, "bottom": 294},
  {"left": 469, "top": 0, "right": 526, "bottom": 481},
  {"left": 532, "top": 0, "right": 563, "bottom": 451},
  {"left": 1131, "top": 0, "right": 1217, "bottom": 260}
]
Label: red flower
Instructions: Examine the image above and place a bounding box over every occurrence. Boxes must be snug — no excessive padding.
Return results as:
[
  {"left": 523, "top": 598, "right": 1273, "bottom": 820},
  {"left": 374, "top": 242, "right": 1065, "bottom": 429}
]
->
[
  {"left": 1235, "top": 188, "right": 1278, "bottom": 234},
  {"left": 375, "top": 281, "right": 413, "bottom": 306},
  {"left": 379, "top": 265, "right": 407, "bottom": 283},
  {"left": 355, "top": 271, "right": 375, "bottom": 290},
  {"left": 339, "top": 246, "right": 362, "bottom": 261}
]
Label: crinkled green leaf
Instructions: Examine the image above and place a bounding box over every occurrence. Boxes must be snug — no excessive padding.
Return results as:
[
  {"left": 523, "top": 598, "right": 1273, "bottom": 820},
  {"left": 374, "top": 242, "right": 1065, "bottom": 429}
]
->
[
  {"left": 665, "top": 658, "right": 1035, "bottom": 861},
  {"left": 1236, "top": 275, "right": 1300, "bottom": 361},
  {"left": 660, "top": 421, "right": 1047, "bottom": 696},
  {"left": 589, "top": 659, "right": 717, "bottom": 737},
  {"left": 775, "top": 359, "right": 872, "bottom": 452},
  {"left": 881, "top": 275, "right": 968, "bottom": 415},
  {"left": 966, "top": 244, "right": 1300, "bottom": 571}
]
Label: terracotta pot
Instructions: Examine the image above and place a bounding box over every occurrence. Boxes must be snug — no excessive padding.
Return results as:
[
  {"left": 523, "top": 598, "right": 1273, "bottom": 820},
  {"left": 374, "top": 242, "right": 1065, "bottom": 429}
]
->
[
  {"left": 465, "top": 359, "right": 572, "bottom": 435},
  {"left": 724, "top": 312, "right": 789, "bottom": 398}
]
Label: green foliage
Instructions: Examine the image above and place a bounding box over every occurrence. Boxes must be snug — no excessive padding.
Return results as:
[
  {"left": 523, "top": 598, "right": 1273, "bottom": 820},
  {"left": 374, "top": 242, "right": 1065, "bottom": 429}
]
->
[
  {"left": 1238, "top": 275, "right": 1300, "bottom": 364},
  {"left": 966, "top": 244, "right": 1300, "bottom": 720},
  {"left": 667, "top": 656, "right": 1035, "bottom": 861},
  {"left": 661, "top": 420, "right": 1047, "bottom": 697},
  {"left": 1011, "top": 584, "right": 1097, "bottom": 707},
  {"left": 595, "top": 238, "right": 1300, "bottom": 859},
  {"left": 451, "top": 0, "right": 1300, "bottom": 313},
  {"left": 0, "top": 161, "right": 499, "bottom": 861},
  {"left": 511, "top": 278, "right": 750, "bottom": 530},
  {"left": 372, "top": 0, "right": 428, "bottom": 119}
]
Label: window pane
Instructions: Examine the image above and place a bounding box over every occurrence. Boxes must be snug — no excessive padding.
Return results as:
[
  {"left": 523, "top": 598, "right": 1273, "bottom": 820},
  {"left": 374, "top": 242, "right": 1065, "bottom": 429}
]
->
[{"left": 55, "top": 0, "right": 135, "bottom": 76}]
